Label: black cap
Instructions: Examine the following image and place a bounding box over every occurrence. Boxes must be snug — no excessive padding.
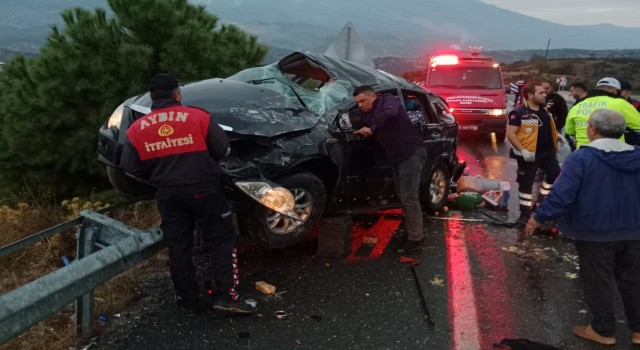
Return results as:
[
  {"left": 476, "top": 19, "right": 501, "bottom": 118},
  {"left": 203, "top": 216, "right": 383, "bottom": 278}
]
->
[
  {"left": 619, "top": 79, "right": 632, "bottom": 91},
  {"left": 149, "top": 73, "right": 179, "bottom": 93}
]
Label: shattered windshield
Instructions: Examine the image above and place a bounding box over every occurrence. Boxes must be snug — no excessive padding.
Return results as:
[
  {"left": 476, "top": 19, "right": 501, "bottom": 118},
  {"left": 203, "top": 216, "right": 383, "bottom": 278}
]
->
[
  {"left": 428, "top": 67, "right": 502, "bottom": 90},
  {"left": 228, "top": 63, "right": 350, "bottom": 115}
]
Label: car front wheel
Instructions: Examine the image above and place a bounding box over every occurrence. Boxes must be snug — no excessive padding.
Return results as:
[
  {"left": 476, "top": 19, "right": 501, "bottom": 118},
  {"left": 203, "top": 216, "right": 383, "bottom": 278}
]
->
[
  {"left": 237, "top": 171, "right": 326, "bottom": 248},
  {"left": 420, "top": 162, "right": 451, "bottom": 213},
  {"left": 106, "top": 166, "right": 155, "bottom": 197}
]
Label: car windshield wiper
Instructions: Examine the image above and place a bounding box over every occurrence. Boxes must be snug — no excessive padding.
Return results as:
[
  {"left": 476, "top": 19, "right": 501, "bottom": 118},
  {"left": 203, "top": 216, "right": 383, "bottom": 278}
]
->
[
  {"left": 283, "top": 83, "right": 308, "bottom": 110},
  {"left": 246, "top": 77, "right": 276, "bottom": 85},
  {"left": 246, "top": 77, "right": 308, "bottom": 110}
]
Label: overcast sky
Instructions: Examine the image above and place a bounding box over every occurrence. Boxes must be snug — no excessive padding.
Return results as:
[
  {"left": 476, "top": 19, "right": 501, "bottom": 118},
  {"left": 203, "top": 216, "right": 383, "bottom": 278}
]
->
[{"left": 480, "top": 0, "right": 640, "bottom": 28}]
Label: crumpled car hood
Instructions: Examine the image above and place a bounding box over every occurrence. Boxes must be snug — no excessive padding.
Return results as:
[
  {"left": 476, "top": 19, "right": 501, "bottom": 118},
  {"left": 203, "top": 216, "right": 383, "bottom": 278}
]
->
[{"left": 128, "top": 78, "right": 318, "bottom": 137}]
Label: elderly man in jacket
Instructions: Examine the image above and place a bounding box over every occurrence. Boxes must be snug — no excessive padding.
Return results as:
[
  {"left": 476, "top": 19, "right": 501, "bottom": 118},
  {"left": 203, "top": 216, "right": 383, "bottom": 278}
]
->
[{"left": 525, "top": 109, "right": 640, "bottom": 346}]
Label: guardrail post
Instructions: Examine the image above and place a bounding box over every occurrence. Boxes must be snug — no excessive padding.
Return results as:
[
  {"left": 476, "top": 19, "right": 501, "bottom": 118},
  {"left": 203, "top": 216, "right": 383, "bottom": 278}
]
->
[
  {"left": 0, "top": 210, "right": 164, "bottom": 346},
  {"left": 75, "top": 220, "right": 98, "bottom": 338}
]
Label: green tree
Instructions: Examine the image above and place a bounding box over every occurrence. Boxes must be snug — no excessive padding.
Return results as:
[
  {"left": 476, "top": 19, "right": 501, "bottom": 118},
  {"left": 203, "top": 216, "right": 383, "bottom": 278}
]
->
[{"left": 0, "top": 0, "right": 267, "bottom": 198}]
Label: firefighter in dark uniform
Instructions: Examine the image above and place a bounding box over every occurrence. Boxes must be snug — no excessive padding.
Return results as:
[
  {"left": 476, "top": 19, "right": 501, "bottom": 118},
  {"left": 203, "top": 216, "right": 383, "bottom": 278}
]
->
[
  {"left": 121, "top": 73, "right": 251, "bottom": 314},
  {"left": 506, "top": 82, "right": 562, "bottom": 227}
]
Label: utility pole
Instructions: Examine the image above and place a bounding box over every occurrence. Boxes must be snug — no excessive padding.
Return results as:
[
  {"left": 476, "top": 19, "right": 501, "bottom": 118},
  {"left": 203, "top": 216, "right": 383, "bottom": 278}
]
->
[
  {"left": 544, "top": 38, "right": 550, "bottom": 61},
  {"left": 543, "top": 38, "right": 551, "bottom": 74}
]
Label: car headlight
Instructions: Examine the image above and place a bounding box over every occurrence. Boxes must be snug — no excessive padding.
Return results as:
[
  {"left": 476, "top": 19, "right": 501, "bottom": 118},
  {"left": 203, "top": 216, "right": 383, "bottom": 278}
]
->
[
  {"left": 107, "top": 103, "right": 125, "bottom": 129},
  {"left": 488, "top": 109, "right": 507, "bottom": 116},
  {"left": 235, "top": 181, "right": 300, "bottom": 220}
]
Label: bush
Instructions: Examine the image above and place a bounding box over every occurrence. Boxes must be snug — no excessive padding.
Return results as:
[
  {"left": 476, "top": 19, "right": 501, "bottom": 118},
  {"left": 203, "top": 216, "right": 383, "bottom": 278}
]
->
[{"left": 0, "top": 0, "right": 267, "bottom": 199}]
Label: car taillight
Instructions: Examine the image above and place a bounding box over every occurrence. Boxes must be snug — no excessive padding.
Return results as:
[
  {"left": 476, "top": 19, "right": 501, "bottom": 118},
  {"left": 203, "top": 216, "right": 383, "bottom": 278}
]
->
[{"left": 106, "top": 103, "right": 125, "bottom": 129}]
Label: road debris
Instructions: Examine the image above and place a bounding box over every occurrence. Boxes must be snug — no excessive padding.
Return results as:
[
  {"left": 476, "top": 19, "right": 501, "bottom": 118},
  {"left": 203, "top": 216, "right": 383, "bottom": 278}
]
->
[
  {"left": 255, "top": 281, "right": 276, "bottom": 295},
  {"left": 411, "top": 264, "right": 435, "bottom": 327},
  {"left": 429, "top": 276, "right": 445, "bottom": 287}
]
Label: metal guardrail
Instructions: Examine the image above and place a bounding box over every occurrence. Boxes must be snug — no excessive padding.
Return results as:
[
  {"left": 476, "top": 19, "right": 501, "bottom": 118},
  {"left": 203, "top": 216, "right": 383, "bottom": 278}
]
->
[
  {"left": 0, "top": 196, "right": 149, "bottom": 258},
  {"left": 0, "top": 209, "right": 165, "bottom": 345}
]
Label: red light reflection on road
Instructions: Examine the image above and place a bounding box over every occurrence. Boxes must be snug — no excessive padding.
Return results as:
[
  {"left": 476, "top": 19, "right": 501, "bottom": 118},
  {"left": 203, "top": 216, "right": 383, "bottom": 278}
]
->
[
  {"left": 464, "top": 223, "right": 514, "bottom": 348},
  {"left": 346, "top": 208, "right": 402, "bottom": 262},
  {"left": 446, "top": 217, "right": 514, "bottom": 349},
  {"left": 446, "top": 219, "right": 481, "bottom": 349}
]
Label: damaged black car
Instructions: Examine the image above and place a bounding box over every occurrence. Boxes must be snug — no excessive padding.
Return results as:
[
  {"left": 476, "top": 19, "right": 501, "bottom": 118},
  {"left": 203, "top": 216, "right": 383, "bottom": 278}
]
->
[{"left": 98, "top": 52, "right": 464, "bottom": 248}]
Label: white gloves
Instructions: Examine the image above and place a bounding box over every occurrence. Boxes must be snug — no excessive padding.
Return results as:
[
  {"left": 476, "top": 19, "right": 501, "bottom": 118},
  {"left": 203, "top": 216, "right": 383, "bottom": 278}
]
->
[{"left": 520, "top": 149, "right": 535, "bottom": 162}]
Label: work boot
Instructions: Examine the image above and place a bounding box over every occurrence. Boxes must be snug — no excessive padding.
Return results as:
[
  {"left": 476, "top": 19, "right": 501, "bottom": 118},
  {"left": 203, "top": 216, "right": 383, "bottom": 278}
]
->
[
  {"left": 515, "top": 212, "right": 530, "bottom": 228},
  {"left": 212, "top": 296, "right": 253, "bottom": 314},
  {"left": 632, "top": 331, "right": 640, "bottom": 345},
  {"left": 572, "top": 325, "right": 616, "bottom": 346},
  {"left": 175, "top": 296, "right": 205, "bottom": 314},
  {"left": 395, "top": 238, "right": 424, "bottom": 254}
]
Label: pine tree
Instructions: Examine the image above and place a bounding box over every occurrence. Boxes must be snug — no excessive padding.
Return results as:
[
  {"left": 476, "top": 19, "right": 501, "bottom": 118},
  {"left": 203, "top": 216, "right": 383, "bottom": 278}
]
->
[{"left": 0, "top": 0, "right": 267, "bottom": 198}]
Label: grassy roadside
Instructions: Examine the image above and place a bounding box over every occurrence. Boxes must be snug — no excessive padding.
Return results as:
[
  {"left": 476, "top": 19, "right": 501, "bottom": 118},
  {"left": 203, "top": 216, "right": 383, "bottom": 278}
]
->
[{"left": 0, "top": 190, "right": 162, "bottom": 350}]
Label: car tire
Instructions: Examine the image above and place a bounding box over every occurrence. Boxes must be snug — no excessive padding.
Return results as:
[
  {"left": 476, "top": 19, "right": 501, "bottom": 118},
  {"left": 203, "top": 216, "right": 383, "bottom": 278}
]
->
[
  {"left": 238, "top": 171, "right": 327, "bottom": 248},
  {"left": 106, "top": 166, "right": 155, "bottom": 197},
  {"left": 420, "top": 162, "right": 450, "bottom": 213},
  {"left": 495, "top": 131, "right": 506, "bottom": 143}
]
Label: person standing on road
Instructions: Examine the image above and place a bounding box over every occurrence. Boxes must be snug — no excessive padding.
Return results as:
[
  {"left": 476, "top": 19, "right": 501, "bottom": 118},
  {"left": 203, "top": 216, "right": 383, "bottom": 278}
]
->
[
  {"left": 506, "top": 82, "right": 561, "bottom": 226},
  {"left": 541, "top": 80, "right": 568, "bottom": 132},
  {"left": 525, "top": 109, "right": 640, "bottom": 347},
  {"left": 121, "top": 73, "right": 251, "bottom": 314},
  {"left": 568, "top": 82, "right": 588, "bottom": 107},
  {"left": 566, "top": 82, "right": 591, "bottom": 151},
  {"left": 565, "top": 77, "right": 640, "bottom": 147},
  {"left": 619, "top": 80, "right": 640, "bottom": 112},
  {"left": 513, "top": 79, "right": 527, "bottom": 107},
  {"left": 352, "top": 85, "right": 427, "bottom": 253}
]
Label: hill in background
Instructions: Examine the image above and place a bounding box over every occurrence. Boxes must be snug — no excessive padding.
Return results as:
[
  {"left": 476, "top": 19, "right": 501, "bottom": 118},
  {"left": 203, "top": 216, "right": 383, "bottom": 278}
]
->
[{"left": 2, "top": 0, "right": 640, "bottom": 57}]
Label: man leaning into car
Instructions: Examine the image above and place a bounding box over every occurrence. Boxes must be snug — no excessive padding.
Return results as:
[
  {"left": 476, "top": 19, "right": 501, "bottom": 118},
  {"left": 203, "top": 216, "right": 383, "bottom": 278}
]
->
[
  {"left": 353, "top": 85, "right": 427, "bottom": 253},
  {"left": 120, "top": 73, "right": 252, "bottom": 314}
]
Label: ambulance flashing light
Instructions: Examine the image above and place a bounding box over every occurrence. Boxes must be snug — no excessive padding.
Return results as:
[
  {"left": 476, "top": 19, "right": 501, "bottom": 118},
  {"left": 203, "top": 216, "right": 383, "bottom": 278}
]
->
[{"left": 430, "top": 54, "right": 459, "bottom": 67}]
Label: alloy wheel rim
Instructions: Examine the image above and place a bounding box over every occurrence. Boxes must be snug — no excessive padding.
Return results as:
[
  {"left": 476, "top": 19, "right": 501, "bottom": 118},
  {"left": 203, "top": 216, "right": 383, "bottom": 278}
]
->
[
  {"left": 430, "top": 170, "right": 446, "bottom": 205},
  {"left": 266, "top": 188, "right": 313, "bottom": 235}
]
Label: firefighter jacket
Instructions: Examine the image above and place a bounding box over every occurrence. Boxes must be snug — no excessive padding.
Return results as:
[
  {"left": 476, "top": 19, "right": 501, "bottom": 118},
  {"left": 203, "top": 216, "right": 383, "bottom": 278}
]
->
[
  {"left": 534, "top": 138, "right": 640, "bottom": 242},
  {"left": 565, "top": 90, "right": 640, "bottom": 147},
  {"left": 508, "top": 105, "right": 558, "bottom": 155},
  {"left": 121, "top": 101, "right": 230, "bottom": 189}
]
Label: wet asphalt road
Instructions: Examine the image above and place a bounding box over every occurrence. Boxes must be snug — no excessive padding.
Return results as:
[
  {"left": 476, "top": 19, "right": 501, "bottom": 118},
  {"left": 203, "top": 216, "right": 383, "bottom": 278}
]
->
[{"left": 90, "top": 135, "right": 639, "bottom": 350}]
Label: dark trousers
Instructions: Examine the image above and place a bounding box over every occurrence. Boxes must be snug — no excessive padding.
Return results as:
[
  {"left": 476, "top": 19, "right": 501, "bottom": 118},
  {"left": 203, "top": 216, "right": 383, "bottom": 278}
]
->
[
  {"left": 156, "top": 185, "right": 236, "bottom": 300},
  {"left": 515, "top": 150, "right": 560, "bottom": 215},
  {"left": 575, "top": 240, "right": 640, "bottom": 336},
  {"left": 392, "top": 147, "right": 428, "bottom": 241}
]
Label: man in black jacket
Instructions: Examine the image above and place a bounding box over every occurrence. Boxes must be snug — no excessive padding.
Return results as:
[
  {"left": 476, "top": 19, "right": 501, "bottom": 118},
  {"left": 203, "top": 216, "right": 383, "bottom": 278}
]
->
[
  {"left": 569, "top": 82, "right": 589, "bottom": 107},
  {"left": 541, "top": 80, "right": 568, "bottom": 132},
  {"left": 352, "top": 85, "right": 427, "bottom": 253},
  {"left": 121, "top": 73, "right": 251, "bottom": 314}
]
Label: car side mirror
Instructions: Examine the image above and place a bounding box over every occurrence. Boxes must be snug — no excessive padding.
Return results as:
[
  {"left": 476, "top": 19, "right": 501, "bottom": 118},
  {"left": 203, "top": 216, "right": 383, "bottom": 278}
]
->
[{"left": 338, "top": 112, "right": 353, "bottom": 131}]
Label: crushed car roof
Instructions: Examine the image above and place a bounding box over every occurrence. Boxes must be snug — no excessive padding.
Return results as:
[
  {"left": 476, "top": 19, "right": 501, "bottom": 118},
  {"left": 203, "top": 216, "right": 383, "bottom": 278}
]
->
[{"left": 279, "top": 51, "right": 417, "bottom": 91}]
